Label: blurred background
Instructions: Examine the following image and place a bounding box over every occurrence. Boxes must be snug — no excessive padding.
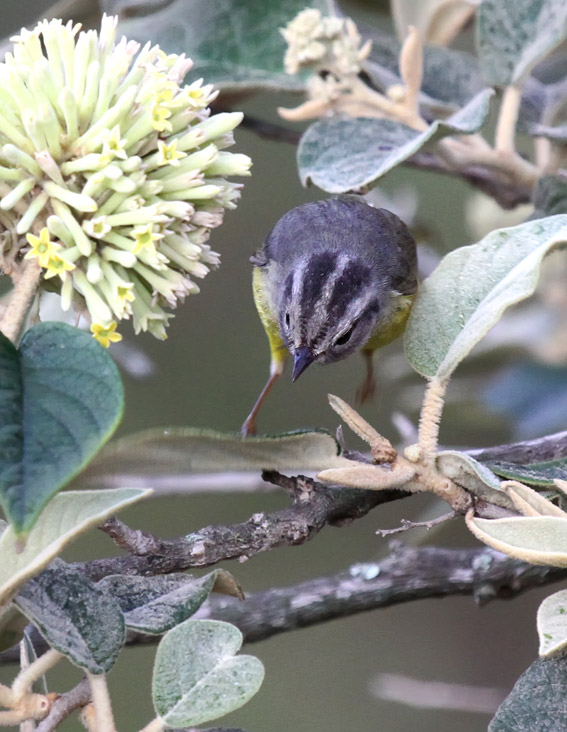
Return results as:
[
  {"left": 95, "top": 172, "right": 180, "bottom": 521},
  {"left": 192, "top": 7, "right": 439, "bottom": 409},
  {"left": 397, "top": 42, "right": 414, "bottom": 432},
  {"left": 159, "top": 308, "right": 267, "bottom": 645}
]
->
[{"left": 1, "top": 1, "right": 566, "bottom": 730}]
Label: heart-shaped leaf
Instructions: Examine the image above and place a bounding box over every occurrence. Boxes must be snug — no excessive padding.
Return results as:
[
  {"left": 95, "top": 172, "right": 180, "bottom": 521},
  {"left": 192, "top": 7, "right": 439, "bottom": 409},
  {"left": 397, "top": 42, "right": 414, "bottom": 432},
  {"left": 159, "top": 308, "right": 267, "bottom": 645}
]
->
[
  {"left": 0, "top": 322, "right": 124, "bottom": 536},
  {"left": 405, "top": 216, "right": 567, "bottom": 380},
  {"left": 476, "top": 0, "right": 567, "bottom": 86},
  {"left": 298, "top": 89, "right": 493, "bottom": 193},
  {"left": 99, "top": 570, "right": 242, "bottom": 635},
  {"left": 0, "top": 488, "right": 149, "bottom": 607},
  {"left": 489, "top": 655, "right": 567, "bottom": 731},
  {"left": 15, "top": 560, "right": 125, "bottom": 674},
  {"left": 537, "top": 589, "right": 567, "bottom": 657},
  {"left": 153, "top": 619, "right": 264, "bottom": 727}
]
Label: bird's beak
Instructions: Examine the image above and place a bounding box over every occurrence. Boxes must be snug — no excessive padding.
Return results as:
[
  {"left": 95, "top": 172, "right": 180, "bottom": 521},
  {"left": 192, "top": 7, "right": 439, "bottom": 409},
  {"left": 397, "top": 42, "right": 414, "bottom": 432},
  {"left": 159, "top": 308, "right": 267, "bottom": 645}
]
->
[{"left": 292, "top": 346, "right": 315, "bottom": 382}]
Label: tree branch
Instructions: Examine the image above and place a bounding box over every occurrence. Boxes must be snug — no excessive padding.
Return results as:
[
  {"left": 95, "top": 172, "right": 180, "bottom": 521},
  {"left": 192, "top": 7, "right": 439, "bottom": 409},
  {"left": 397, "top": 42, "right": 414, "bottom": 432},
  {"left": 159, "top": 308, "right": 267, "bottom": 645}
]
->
[
  {"left": 81, "top": 472, "right": 409, "bottom": 582},
  {"left": 467, "top": 429, "right": 567, "bottom": 464},
  {"left": 5, "top": 544, "right": 564, "bottom": 666}
]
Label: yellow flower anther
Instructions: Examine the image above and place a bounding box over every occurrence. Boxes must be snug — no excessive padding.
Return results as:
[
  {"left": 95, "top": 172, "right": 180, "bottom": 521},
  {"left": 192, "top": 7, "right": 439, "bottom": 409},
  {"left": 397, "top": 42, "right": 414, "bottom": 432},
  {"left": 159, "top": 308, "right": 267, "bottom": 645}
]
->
[{"left": 91, "top": 321, "right": 123, "bottom": 347}]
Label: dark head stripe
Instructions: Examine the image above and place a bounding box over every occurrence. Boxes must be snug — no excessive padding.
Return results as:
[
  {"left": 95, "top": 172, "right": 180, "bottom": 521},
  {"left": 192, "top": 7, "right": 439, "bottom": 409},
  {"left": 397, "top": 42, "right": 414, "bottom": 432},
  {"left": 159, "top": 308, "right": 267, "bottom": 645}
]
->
[{"left": 328, "top": 260, "right": 372, "bottom": 320}]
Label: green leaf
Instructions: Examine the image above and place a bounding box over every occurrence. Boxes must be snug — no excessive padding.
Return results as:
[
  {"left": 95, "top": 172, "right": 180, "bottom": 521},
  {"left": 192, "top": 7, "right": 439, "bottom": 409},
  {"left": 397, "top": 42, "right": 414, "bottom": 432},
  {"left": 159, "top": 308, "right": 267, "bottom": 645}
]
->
[
  {"left": 0, "top": 488, "right": 149, "bottom": 607},
  {"left": 436, "top": 451, "right": 514, "bottom": 509},
  {"left": 489, "top": 655, "right": 567, "bottom": 731},
  {"left": 98, "top": 570, "right": 242, "bottom": 635},
  {"left": 114, "top": 0, "right": 331, "bottom": 91},
  {"left": 0, "top": 322, "right": 124, "bottom": 536},
  {"left": 153, "top": 619, "right": 264, "bottom": 727},
  {"left": 476, "top": 0, "right": 567, "bottom": 86},
  {"left": 537, "top": 590, "right": 567, "bottom": 657},
  {"left": 485, "top": 458, "right": 567, "bottom": 488},
  {"left": 15, "top": 560, "right": 125, "bottom": 674},
  {"left": 297, "top": 89, "right": 493, "bottom": 193},
  {"left": 466, "top": 513, "right": 567, "bottom": 566},
  {"left": 78, "top": 427, "right": 352, "bottom": 486},
  {"left": 404, "top": 216, "right": 567, "bottom": 380}
]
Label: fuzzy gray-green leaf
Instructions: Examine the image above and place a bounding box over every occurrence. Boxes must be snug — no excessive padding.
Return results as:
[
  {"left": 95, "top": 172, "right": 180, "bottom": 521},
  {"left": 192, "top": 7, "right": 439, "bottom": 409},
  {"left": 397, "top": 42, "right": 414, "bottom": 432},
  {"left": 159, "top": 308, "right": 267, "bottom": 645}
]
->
[
  {"left": 476, "top": 0, "right": 567, "bottom": 86},
  {"left": 298, "top": 89, "right": 493, "bottom": 193},
  {"left": 537, "top": 589, "right": 567, "bottom": 657},
  {"left": 153, "top": 619, "right": 264, "bottom": 727},
  {"left": 78, "top": 427, "right": 351, "bottom": 487},
  {"left": 99, "top": 570, "right": 242, "bottom": 634},
  {"left": 405, "top": 216, "right": 567, "bottom": 380},
  {"left": 15, "top": 560, "right": 125, "bottom": 674},
  {"left": 489, "top": 655, "right": 567, "bottom": 731},
  {"left": 0, "top": 488, "right": 149, "bottom": 606},
  {"left": 437, "top": 451, "right": 513, "bottom": 509}
]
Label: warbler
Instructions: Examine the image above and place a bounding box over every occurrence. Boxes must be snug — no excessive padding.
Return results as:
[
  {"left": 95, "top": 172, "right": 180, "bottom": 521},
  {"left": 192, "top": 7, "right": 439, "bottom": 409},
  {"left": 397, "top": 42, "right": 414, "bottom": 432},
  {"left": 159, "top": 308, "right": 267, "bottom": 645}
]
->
[{"left": 241, "top": 194, "right": 418, "bottom": 435}]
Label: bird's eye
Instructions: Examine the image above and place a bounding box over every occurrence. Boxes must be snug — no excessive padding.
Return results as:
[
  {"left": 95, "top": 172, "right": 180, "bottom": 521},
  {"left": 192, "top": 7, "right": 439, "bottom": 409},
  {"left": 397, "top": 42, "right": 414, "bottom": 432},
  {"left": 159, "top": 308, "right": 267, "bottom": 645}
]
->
[
  {"left": 335, "top": 325, "right": 355, "bottom": 346},
  {"left": 285, "top": 312, "right": 290, "bottom": 328}
]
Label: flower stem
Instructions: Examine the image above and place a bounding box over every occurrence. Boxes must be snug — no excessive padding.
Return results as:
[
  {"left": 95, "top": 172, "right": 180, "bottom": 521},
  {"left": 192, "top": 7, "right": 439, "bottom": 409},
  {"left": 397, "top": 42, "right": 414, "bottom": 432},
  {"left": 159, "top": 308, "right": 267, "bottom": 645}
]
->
[
  {"left": 138, "top": 717, "right": 165, "bottom": 732},
  {"left": 0, "top": 259, "right": 42, "bottom": 344},
  {"left": 87, "top": 673, "right": 116, "bottom": 732},
  {"left": 495, "top": 84, "right": 521, "bottom": 154},
  {"left": 418, "top": 377, "right": 448, "bottom": 462}
]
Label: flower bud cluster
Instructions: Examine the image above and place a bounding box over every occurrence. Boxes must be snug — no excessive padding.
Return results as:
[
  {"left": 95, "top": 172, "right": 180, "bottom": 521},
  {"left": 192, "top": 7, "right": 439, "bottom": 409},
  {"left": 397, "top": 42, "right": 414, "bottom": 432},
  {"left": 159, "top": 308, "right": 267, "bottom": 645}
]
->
[
  {"left": 281, "top": 8, "right": 371, "bottom": 77},
  {"left": 0, "top": 15, "right": 251, "bottom": 344}
]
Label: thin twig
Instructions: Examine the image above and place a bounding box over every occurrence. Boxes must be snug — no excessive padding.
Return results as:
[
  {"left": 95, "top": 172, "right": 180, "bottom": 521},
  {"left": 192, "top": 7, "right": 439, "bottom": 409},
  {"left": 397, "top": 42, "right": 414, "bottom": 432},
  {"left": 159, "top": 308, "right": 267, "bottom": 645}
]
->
[
  {"left": 376, "top": 511, "right": 457, "bottom": 536},
  {"left": 0, "top": 259, "right": 41, "bottom": 344}
]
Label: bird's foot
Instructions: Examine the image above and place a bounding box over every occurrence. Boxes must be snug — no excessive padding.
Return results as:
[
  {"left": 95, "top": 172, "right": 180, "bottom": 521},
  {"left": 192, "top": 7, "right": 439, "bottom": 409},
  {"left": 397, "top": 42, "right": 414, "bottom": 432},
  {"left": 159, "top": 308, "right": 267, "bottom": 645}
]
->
[{"left": 240, "top": 416, "right": 257, "bottom": 437}]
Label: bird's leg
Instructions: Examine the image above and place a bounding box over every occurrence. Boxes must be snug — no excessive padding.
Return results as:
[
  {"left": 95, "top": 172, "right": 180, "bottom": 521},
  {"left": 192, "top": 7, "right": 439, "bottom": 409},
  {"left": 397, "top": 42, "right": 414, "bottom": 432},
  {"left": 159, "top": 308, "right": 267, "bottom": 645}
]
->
[
  {"left": 356, "top": 350, "right": 376, "bottom": 405},
  {"left": 241, "top": 362, "right": 283, "bottom": 436}
]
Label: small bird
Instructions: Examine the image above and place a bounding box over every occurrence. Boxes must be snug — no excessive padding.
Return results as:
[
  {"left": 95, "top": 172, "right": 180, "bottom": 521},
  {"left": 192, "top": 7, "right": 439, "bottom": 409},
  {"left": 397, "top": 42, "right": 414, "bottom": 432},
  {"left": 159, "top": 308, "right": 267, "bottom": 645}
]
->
[{"left": 241, "top": 194, "right": 418, "bottom": 436}]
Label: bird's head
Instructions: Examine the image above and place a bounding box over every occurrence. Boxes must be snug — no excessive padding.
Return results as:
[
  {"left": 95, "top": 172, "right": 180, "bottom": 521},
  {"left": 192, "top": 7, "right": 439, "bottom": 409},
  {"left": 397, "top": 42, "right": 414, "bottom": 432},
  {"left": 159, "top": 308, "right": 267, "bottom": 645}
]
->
[{"left": 277, "top": 250, "right": 386, "bottom": 381}]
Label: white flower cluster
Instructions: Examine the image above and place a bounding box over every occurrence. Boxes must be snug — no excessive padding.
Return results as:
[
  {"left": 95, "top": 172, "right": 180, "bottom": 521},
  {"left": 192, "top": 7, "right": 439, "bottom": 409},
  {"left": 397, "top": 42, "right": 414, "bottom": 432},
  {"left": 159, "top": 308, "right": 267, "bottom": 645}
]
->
[
  {"left": 281, "top": 8, "right": 371, "bottom": 77},
  {"left": 0, "top": 15, "right": 251, "bottom": 345}
]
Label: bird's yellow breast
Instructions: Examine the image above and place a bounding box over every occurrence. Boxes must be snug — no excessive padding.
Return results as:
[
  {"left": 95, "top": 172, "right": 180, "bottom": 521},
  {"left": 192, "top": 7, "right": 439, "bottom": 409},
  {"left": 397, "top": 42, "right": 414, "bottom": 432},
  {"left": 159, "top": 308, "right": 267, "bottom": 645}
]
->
[
  {"left": 363, "top": 292, "right": 416, "bottom": 352},
  {"left": 252, "top": 266, "right": 287, "bottom": 366}
]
